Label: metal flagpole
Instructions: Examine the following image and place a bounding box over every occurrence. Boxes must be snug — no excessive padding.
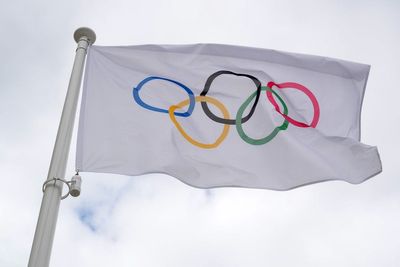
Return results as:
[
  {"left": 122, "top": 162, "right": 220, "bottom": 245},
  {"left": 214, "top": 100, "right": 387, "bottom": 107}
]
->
[{"left": 28, "top": 27, "right": 96, "bottom": 267}]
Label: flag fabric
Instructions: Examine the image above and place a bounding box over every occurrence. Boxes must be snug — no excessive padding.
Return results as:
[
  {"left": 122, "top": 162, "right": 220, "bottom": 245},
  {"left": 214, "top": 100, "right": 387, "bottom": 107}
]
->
[{"left": 76, "top": 44, "right": 381, "bottom": 190}]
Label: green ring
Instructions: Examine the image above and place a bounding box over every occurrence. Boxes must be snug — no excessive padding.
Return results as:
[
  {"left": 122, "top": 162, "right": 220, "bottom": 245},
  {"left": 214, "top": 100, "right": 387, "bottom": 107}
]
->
[{"left": 235, "top": 86, "right": 289, "bottom": 145}]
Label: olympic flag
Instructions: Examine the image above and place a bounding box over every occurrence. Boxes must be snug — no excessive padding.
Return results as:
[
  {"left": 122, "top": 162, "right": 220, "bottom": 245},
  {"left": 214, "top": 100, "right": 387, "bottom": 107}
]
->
[{"left": 76, "top": 44, "right": 381, "bottom": 190}]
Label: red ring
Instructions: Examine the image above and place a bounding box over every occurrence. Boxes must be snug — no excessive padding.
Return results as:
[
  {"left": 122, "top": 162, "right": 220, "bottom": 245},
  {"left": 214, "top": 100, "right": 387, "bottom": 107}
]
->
[{"left": 266, "top": 81, "right": 320, "bottom": 128}]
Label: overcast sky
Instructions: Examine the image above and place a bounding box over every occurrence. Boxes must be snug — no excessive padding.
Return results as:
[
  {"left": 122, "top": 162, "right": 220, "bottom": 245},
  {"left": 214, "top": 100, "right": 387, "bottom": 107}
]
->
[{"left": 1, "top": 0, "right": 399, "bottom": 266}]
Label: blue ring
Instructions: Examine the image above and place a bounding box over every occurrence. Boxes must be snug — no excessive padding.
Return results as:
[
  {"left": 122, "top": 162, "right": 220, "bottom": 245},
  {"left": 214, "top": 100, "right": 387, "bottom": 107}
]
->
[{"left": 133, "top": 76, "right": 195, "bottom": 117}]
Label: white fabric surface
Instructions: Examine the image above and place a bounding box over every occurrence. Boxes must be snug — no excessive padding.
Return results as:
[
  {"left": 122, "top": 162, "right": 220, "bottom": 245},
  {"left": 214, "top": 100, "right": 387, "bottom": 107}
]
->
[{"left": 76, "top": 44, "right": 381, "bottom": 190}]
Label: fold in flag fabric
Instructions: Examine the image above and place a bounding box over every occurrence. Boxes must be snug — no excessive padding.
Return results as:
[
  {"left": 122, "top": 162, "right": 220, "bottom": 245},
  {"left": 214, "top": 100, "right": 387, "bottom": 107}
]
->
[{"left": 76, "top": 44, "right": 382, "bottom": 190}]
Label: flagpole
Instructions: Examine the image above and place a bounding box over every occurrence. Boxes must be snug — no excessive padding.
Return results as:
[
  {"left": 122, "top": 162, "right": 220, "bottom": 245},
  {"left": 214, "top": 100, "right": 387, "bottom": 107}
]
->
[{"left": 28, "top": 27, "right": 96, "bottom": 267}]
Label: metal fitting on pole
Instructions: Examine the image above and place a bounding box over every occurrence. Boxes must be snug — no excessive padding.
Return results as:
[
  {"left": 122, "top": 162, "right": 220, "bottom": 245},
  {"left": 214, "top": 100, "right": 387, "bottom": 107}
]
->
[{"left": 41, "top": 173, "right": 82, "bottom": 199}]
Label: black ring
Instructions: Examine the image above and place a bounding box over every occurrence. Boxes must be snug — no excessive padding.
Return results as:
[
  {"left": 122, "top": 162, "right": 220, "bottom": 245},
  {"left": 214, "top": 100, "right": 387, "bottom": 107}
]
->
[{"left": 200, "top": 70, "right": 261, "bottom": 125}]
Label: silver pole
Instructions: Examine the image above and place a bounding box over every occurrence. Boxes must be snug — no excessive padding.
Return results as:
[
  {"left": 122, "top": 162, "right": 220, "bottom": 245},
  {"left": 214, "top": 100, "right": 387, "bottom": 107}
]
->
[{"left": 28, "top": 27, "right": 96, "bottom": 267}]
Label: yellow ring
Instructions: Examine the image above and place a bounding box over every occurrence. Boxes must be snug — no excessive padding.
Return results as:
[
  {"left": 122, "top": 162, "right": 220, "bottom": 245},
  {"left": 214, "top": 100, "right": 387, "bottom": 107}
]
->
[{"left": 169, "top": 96, "right": 230, "bottom": 149}]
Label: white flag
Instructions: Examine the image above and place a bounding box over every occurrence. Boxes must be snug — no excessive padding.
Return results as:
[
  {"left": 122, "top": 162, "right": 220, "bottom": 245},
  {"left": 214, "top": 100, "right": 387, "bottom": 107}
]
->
[{"left": 76, "top": 44, "right": 381, "bottom": 190}]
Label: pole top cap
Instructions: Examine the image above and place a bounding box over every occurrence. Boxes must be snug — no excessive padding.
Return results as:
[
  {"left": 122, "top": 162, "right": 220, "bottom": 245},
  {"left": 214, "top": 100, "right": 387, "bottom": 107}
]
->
[{"left": 74, "top": 27, "right": 96, "bottom": 44}]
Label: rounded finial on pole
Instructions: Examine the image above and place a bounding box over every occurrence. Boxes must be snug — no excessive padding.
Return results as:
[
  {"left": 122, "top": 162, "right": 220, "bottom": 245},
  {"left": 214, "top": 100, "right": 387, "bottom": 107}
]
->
[{"left": 74, "top": 27, "right": 96, "bottom": 44}]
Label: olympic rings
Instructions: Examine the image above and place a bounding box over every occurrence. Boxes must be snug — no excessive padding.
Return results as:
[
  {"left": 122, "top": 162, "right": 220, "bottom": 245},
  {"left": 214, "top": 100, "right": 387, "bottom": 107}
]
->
[
  {"left": 200, "top": 70, "right": 261, "bottom": 125},
  {"left": 267, "top": 81, "right": 320, "bottom": 128},
  {"left": 133, "top": 76, "right": 195, "bottom": 117},
  {"left": 169, "top": 96, "right": 230, "bottom": 149},
  {"left": 236, "top": 86, "right": 289, "bottom": 145},
  {"left": 132, "top": 71, "right": 320, "bottom": 149}
]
